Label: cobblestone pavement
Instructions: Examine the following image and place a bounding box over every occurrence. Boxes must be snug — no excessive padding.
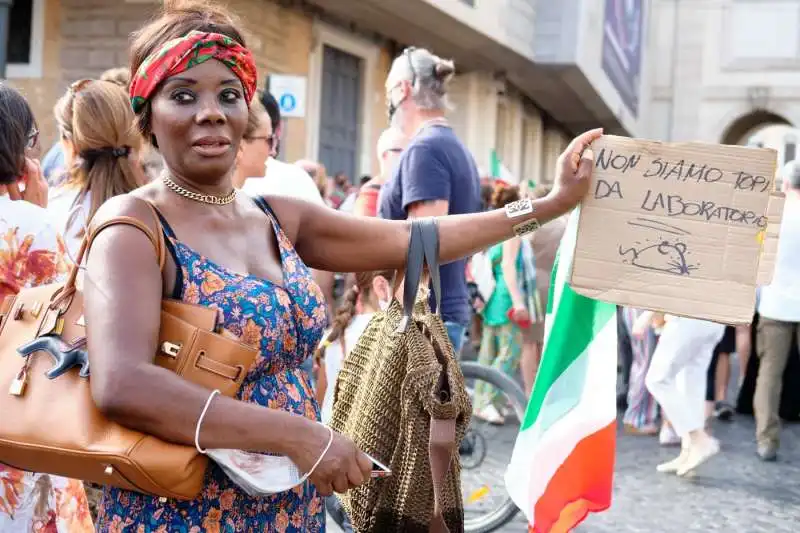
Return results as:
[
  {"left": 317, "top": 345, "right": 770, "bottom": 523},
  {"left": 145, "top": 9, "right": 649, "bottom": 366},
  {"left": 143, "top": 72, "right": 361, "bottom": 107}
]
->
[
  {"left": 331, "top": 415, "right": 799, "bottom": 533},
  {"left": 496, "top": 416, "right": 800, "bottom": 532}
]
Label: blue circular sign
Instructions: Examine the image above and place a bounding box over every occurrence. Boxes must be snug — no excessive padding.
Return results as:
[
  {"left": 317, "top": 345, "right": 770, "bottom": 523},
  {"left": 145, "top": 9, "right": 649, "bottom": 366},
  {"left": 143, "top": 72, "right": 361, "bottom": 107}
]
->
[{"left": 279, "top": 93, "right": 296, "bottom": 113}]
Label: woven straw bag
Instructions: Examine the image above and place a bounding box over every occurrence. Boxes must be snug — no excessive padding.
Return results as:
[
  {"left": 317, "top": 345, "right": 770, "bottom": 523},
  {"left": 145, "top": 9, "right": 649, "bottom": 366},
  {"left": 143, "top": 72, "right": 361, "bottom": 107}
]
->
[{"left": 330, "top": 218, "right": 471, "bottom": 532}]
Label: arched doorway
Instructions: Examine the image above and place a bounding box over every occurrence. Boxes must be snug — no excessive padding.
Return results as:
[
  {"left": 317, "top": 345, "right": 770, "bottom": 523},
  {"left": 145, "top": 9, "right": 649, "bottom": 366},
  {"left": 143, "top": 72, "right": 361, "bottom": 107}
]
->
[
  {"left": 720, "top": 110, "right": 791, "bottom": 146},
  {"left": 722, "top": 110, "right": 796, "bottom": 187}
]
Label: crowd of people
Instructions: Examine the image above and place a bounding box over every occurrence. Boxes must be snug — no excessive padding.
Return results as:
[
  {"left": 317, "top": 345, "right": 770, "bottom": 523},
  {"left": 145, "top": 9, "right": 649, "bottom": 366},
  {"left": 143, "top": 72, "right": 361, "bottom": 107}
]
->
[
  {"left": 616, "top": 159, "right": 800, "bottom": 469},
  {"left": 0, "top": 0, "right": 796, "bottom": 531},
  {"left": 0, "top": 0, "right": 596, "bottom": 529}
]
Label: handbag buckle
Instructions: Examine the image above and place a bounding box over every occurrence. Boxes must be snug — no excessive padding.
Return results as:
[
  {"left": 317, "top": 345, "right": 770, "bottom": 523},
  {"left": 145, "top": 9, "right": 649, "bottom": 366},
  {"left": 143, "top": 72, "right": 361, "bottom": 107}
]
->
[{"left": 161, "top": 342, "right": 182, "bottom": 358}]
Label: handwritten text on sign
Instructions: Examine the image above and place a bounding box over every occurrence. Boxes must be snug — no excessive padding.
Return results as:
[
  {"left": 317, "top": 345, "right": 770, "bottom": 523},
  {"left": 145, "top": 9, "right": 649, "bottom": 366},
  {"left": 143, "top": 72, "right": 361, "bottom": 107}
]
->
[
  {"left": 569, "top": 135, "right": 778, "bottom": 324},
  {"left": 593, "top": 149, "right": 770, "bottom": 230}
]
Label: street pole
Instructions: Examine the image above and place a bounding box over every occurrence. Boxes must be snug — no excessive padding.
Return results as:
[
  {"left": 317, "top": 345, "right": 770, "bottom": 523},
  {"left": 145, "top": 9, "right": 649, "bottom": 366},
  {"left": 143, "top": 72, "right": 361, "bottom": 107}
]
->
[{"left": 0, "top": 0, "right": 13, "bottom": 80}]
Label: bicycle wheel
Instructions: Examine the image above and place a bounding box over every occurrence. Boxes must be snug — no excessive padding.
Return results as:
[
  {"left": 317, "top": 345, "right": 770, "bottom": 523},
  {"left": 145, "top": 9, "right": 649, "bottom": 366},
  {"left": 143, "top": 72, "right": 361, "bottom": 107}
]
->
[
  {"left": 325, "top": 495, "right": 351, "bottom": 531},
  {"left": 460, "top": 361, "right": 526, "bottom": 533}
]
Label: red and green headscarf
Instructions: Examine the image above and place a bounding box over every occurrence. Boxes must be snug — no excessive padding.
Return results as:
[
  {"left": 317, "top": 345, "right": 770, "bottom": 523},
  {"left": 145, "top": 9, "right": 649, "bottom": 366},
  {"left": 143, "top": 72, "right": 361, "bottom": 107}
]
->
[{"left": 129, "top": 30, "right": 258, "bottom": 113}]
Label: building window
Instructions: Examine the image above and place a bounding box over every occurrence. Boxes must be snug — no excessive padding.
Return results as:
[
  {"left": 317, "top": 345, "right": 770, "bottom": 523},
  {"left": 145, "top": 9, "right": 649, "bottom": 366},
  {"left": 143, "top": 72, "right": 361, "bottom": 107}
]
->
[
  {"left": 8, "top": 0, "right": 32, "bottom": 64},
  {"left": 6, "top": 0, "right": 43, "bottom": 78}
]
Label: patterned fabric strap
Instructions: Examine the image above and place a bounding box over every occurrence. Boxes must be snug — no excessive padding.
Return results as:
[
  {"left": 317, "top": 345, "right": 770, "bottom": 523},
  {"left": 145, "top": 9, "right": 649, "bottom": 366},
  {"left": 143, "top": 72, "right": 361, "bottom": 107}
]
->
[{"left": 129, "top": 30, "right": 258, "bottom": 113}]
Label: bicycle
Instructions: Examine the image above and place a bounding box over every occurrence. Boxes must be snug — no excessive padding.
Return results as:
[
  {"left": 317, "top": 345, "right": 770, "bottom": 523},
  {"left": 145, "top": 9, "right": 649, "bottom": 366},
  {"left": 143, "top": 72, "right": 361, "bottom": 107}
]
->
[
  {"left": 459, "top": 361, "right": 525, "bottom": 532},
  {"left": 326, "top": 359, "right": 525, "bottom": 533}
]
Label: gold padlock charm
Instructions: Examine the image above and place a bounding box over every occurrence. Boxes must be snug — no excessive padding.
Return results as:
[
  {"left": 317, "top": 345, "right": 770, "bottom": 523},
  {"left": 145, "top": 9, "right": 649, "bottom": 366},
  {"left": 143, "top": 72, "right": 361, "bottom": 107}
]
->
[
  {"left": 9, "top": 369, "right": 27, "bottom": 396},
  {"left": 53, "top": 317, "right": 65, "bottom": 336}
]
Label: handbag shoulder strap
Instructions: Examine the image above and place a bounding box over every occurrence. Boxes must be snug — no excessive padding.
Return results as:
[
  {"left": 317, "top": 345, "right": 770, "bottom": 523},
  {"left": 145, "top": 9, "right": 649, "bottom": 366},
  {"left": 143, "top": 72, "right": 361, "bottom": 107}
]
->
[
  {"left": 52, "top": 200, "right": 166, "bottom": 308},
  {"left": 86, "top": 201, "right": 166, "bottom": 271}
]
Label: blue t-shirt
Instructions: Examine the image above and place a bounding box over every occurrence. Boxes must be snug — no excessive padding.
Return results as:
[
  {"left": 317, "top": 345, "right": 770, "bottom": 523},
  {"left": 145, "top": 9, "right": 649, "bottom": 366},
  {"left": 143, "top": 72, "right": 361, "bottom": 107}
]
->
[{"left": 378, "top": 125, "right": 481, "bottom": 326}]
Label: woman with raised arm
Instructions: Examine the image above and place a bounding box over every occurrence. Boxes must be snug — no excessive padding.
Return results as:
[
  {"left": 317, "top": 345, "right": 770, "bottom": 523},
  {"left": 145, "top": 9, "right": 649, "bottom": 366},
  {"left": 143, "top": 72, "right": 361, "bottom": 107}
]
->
[{"left": 83, "top": 1, "right": 600, "bottom": 530}]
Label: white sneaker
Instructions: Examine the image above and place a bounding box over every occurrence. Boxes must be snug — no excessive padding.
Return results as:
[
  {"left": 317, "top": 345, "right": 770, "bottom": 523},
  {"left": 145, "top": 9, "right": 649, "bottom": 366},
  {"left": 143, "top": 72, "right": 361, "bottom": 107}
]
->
[
  {"left": 677, "top": 437, "right": 720, "bottom": 476},
  {"left": 474, "top": 404, "right": 505, "bottom": 425},
  {"left": 656, "top": 449, "right": 689, "bottom": 473},
  {"left": 659, "top": 424, "right": 681, "bottom": 447}
]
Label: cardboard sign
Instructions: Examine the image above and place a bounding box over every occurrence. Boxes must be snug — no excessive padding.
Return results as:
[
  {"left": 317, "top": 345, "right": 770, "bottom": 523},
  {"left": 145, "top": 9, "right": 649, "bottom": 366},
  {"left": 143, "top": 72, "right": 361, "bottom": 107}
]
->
[{"left": 569, "top": 135, "right": 783, "bottom": 324}]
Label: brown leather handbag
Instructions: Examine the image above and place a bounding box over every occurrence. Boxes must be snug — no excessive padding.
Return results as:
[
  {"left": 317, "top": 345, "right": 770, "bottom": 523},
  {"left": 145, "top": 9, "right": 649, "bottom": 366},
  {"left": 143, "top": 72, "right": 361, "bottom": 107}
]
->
[{"left": 0, "top": 206, "right": 258, "bottom": 500}]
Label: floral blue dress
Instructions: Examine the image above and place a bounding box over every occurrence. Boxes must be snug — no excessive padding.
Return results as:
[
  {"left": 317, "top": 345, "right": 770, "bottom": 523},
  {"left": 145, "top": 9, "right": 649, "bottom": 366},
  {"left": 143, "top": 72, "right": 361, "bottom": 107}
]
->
[{"left": 96, "top": 198, "right": 328, "bottom": 532}]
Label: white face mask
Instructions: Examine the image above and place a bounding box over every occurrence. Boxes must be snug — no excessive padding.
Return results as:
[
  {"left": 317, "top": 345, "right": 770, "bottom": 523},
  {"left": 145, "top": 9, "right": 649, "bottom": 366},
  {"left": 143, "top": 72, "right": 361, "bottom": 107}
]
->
[{"left": 206, "top": 449, "right": 307, "bottom": 496}]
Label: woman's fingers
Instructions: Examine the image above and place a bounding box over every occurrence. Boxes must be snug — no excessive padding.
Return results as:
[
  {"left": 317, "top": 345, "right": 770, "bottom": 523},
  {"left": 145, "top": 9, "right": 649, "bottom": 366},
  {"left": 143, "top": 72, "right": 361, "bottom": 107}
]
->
[
  {"left": 575, "top": 148, "right": 595, "bottom": 181},
  {"left": 332, "top": 472, "right": 349, "bottom": 494},
  {"left": 315, "top": 479, "right": 334, "bottom": 497},
  {"left": 5, "top": 181, "right": 22, "bottom": 201},
  {"left": 562, "top": 128, "right": 604, "bottom": 173}
]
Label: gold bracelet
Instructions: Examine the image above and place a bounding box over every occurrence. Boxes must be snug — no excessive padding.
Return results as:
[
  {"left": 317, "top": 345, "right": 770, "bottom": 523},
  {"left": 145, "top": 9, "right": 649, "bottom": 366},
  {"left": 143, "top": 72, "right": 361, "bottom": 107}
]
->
[{"left": 512, "top": 218, "right": 540, "bottom": 237}]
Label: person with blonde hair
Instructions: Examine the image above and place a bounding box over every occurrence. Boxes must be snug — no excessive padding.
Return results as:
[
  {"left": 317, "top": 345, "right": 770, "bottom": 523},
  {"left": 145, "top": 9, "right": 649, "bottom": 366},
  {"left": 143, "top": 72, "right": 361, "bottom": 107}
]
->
[
  {"left": 379, "top": 47, "right": 482, "bottom": 354},
  {"left": 42, "top": 67, "right": 131, "bottom": 185},
  {"left": 99, "top": 67, "right": 130, "bottom": 88},
  {"left": 48, "top": 79, "right": 145, "bottom": 257}
]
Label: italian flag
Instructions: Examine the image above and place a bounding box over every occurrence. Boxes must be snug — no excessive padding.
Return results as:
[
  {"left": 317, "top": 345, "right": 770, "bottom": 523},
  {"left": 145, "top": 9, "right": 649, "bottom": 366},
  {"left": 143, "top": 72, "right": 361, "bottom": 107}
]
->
[
  {"left": 490, "top": 150, "right": 518, "bottom": 185},
  {"left": 505, "top": 210, "right": 618, "bottom": 532},
  {"left": 491, "top": 149, "right": 536, "bottom": 189}
]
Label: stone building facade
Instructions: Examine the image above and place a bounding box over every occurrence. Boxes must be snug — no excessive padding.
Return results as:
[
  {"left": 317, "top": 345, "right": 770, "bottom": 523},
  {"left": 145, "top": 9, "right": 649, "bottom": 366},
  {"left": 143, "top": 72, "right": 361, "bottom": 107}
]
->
[{"left": 6, "top": 0, "right": 644, "bottom": 182}]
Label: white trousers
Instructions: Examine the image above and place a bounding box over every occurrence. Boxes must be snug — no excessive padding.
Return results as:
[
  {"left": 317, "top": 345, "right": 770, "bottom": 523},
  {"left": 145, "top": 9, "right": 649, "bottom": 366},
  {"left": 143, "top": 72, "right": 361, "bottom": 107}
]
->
[{"left": 645, "top": 317, "right": 725, "bottom": 438}]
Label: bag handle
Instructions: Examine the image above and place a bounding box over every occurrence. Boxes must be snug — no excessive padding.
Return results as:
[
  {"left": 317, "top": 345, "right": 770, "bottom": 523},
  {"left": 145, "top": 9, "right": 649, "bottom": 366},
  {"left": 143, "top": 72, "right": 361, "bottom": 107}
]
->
[
  {"left": 417, "top": 218, "right": 442, "bottom": 315},
  {"left": 401, "top": 218, "right": 442, "bottom": 318},
  {"left": 50, "top": 202, "right": 166, "bottom": 310},
  {"left": 415, "top": 218, "right": 455, "bottom": 531},
  {"left": 396, "top": 222, "right": 424, "bottom": 317}
]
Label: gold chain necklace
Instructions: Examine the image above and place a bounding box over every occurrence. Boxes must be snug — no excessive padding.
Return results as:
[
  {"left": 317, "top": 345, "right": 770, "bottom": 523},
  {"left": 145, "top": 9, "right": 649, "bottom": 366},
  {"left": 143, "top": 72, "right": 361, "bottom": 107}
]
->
[{"left": 162, "top": 174, "right": 237, "bottom": 205}]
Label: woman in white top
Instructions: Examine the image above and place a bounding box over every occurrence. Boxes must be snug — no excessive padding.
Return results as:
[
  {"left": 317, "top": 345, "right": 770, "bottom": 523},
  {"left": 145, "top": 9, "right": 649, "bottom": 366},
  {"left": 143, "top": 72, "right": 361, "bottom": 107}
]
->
[
  {"left": 48, "top": 79, "right": 144, "bottom": 257},
  {"left": 642, "top": 312, "right": 725, "bottom": 476},
  {"left": 0, "top": 82, "right": 94, "bottom": 533}
]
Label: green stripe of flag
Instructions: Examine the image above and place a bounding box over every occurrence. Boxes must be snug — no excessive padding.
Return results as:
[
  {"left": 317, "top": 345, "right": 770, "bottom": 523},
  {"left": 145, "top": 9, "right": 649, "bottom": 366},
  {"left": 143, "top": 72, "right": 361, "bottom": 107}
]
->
[{"left": 520, "top": 211, "right": 617, "bottom": 431}]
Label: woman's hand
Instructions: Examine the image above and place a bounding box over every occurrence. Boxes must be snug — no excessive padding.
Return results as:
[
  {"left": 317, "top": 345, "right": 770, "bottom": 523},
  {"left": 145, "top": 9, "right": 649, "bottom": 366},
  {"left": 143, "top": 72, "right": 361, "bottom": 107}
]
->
[
  {"left": 2, "top": 158, "right": 48, "bottom": 207},
  {"left": 511, "top": 306, "right": 530, "bottom": 326},
  {"left": 548, "top": 128, "right": 604, "bottom": 215},
  {"left": 291, "top": 421, "right": 372, "bottom": 496}
]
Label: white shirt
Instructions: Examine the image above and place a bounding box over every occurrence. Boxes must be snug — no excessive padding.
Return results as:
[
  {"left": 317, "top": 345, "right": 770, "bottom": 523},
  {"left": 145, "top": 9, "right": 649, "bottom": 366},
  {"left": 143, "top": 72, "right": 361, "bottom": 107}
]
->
[
  {"left": 47, "top": 186, "right": 90, "bottom": 261},
  {"left": 758, "top": 193, "right": 800, "bottom": 322},
  {"left": 0, "top": 195, "right": 69, "bottom": 294},
  {"left": 338, "top": 192, "right": 357, "bottom": 213},
  {"left": 241, "top": 157, "right": 325, "bottom": 206},
  {"left": 320, "top": 313, "right": 375, "bottom": 423}
]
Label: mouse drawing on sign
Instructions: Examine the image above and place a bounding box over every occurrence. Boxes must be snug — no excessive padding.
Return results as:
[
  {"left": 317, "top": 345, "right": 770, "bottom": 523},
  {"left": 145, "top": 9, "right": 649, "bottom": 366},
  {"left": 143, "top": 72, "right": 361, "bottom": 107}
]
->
[{"left": 618, "top": 218, "right": 699, "bottom": 276}]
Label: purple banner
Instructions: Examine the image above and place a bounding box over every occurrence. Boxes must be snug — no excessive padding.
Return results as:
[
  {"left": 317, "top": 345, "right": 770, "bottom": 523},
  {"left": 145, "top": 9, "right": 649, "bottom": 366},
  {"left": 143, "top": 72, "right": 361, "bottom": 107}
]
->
[{"left": 601, "top": 0, "right": 644, "bottom": 117}]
